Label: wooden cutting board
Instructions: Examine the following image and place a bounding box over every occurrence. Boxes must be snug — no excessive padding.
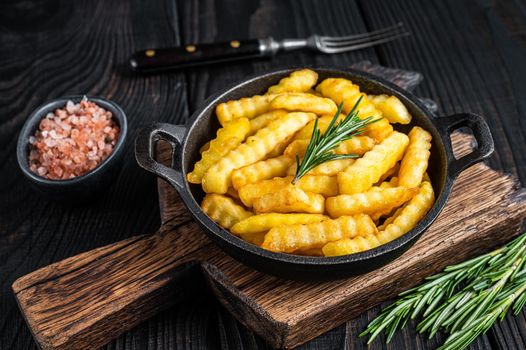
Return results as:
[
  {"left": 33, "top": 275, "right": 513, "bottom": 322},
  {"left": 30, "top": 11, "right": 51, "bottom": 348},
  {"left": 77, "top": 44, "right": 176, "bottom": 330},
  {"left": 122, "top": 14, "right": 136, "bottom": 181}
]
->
[{"left": 12, "top": 133, "right": 526, "bottom": 349}]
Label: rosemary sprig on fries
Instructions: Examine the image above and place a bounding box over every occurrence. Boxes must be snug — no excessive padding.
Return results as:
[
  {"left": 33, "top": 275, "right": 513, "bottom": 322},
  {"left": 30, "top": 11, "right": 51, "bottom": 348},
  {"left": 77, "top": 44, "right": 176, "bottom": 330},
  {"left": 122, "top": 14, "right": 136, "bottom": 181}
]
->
[
  {"left": 292, "top": 97, "right": 378, "bottom": 184},
  {"left": 361, "top": 232, "right": 526, "bottom": 350}
]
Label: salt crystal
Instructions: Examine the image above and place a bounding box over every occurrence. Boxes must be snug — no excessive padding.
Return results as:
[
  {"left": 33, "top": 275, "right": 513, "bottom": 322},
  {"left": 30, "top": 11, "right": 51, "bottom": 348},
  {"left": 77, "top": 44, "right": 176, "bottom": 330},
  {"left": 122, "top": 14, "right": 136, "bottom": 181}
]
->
[
  {"left": 27, "top": 98, "right": 119, "bottom": 180},
  {"left": 66, "top": 101, "right": 76, "bottom": 114}
]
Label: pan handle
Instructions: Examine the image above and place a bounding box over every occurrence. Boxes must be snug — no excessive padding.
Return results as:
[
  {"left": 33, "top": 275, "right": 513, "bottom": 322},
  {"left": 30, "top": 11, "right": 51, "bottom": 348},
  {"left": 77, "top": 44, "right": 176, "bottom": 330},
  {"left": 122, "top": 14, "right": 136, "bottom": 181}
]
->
[
  {"left": 135, "top": 123, "right": 187, "bottom": 192},
  {"left": 434, "top": 113, "right": 494, "bottom": 180}
]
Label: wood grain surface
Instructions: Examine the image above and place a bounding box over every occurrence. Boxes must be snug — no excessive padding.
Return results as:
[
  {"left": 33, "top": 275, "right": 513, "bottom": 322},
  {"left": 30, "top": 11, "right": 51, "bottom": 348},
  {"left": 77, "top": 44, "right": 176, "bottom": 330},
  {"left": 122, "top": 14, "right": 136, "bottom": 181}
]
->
[
  {"left": 12, "top": 133, "right": 526, "bottom": 349},
  {"left": 2, "top": 0, "right": 526, "bottom": 349}
]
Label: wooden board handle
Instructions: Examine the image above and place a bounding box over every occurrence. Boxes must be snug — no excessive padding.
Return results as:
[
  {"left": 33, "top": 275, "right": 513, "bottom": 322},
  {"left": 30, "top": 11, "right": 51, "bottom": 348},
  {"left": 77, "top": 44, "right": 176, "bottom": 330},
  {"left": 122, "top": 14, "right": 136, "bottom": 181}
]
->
[{"left": 12, "top": 220, "right": 211, "bottom": 350}]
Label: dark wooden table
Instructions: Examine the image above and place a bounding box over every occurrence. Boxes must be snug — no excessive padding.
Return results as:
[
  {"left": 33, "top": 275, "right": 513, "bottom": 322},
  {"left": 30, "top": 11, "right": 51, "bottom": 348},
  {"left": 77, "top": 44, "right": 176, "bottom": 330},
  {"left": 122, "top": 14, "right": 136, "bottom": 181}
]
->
[{"left": 1, "top": 0, "right": 526, "bottom": 349}]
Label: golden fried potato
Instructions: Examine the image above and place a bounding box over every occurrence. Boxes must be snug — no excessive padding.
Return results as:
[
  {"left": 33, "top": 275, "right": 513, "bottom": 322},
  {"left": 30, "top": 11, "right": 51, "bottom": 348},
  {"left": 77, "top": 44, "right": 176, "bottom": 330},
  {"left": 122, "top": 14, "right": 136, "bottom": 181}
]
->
[
  {"left": 294, "top": 175, "right": 339, "bottom": 196},
  {"left": 238, "top": 175, "right": 338, "bottom": 207},
  {"left": 398, "top": 126, "right": 432, "bottom": 188},
  {"left": 267, "top": 69, "right": 318, "bottom": 94},
  {"left": 287, "top": 158, "right": 355, "bottom": 176},
  {"left": 199, "top": 141, "right": 210, "bottom": 153},
  {"left": 231, "top": 213, "right": 328, "bottom": 234},
  {"left": 378, "top": 176, "right": 399, "bottom": 189},
  {"left": 316, "top": 78, "right": 393, "bottom": 141},
  {"left": 338, "top": 131, "right": 409, "bottom": 194},
  {"left": 293, "top": 114, "right": 346, "bottom": 140},
  {"left": 378, "top": 206, "right": 404, "bottom": 231},
  {"left": 226, "top": 186, "right": 240, "bottom": 199},
  {"left": 306, "top": 89, "right": 322, "bottom": 97},
  {"left": 326, "top": 186, "right": 417, "bottom": 218},
  {"left": 231, "top": 155, "right": 294, "bottom": 190},
  {"left": 187, "top": 118, "right": 250, "bottom": 184},
  {"left": 377, "top": 181, "right": 435, "bottom": 244},
  {"left": 238, "top": 231, "right": 267, "bottom": 246},
  {"left": 369, "top": 95, "right": 412, "bottom": 124},
  {"left": 216, "top": 94, "right": 277, "bottom": 126},
  {"left": 322, "top": 234, "right": 381, "bottom": 256},
  {"left": 423, "top": 172, "right": 431, "bottom": 183},
  {"left": 377, "top": 163, "right": 400, "bottom": 183},
  {"left": 294, "top": 248, "right": 324, "bottom": 256},
  {"left": 201, "top": 194, "right": 252, "bottom": 229},
  {"left": 288, "top": 135, "right": 374, "bottom": 159},
  {"left": 261, "top": 214, "right": 376, "bottom": 253},
  {"left": 202, "top": 112, "right": 315, "bottom": 194},
  {"left": 248, "top": 110, "right": 288, "bottom": 136},
  {"left": 284, "top": 139, "right": 310, "bottom": 157},
  {"left": 334, "top": 136, "right": 376, "bottom": 156},
  {"left": 266, "top": 133, "right": 295, "bottom": 158},
  {"left": 253, "top": 185, "right": 325, "bottom": 214},
  {"left": 270, "top": 93, "right": 338, "bottom": 116}
]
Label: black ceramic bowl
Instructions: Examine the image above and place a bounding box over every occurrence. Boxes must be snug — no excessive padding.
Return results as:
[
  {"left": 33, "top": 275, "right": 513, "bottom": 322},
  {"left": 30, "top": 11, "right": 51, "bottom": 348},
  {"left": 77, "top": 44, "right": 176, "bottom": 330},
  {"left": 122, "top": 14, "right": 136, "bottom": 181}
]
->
[
  {"left": 17, "top": 95, "right": 128, "bottom": 202},
  {"left": 135, "top": 67, "right": 494, "bottom": 280}
]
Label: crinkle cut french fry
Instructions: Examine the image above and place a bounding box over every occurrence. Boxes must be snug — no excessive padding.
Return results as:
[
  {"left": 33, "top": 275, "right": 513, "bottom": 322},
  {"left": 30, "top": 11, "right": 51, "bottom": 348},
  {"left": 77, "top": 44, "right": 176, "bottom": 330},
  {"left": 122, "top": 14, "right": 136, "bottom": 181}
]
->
[
  {"left": 202, "top": 112, "right": 315, "bottom": 194},
  {"left": 316, "top": 78, "right": 393, "bottom": 141},
  {"left": 295, "top": 175, "right": 338, "bottom": 196},
  {"left": 248, "top": 110, "right": 288, "bottom": 136},
  {"left": 226, "top": 186, "right": 240, "bottom": 199},
  {"left": 322, "top": 234, "right": 381, "bottom": 256},
  {"left": 293, "top": 114, "right": 346, "bottom": 140},
  {"left": 270, "top": 93, "right": 338, "bottom": 116},
  {"left": 306, "top": 89, "right": 322, "bottom": 97},
  {"left": 334, "top": 136, "right": 376, "bottom": 156},
  {"left": 201, "top": 194, "right": 252, "bottom": 229},
  {"left": 287, "top": 158, "right": 355, "bottom": 176},
  {"left": 216, "top": 94, "right": 277, "bottom": 126},
  {"left": 377, "top": 163, "right": 400, "bottom": 184},
  {"left": 398, "top": 126, "right": 432, "bottom": 188},
  {"left": 369, "top": 94, "right": 412, "bottom": 124},
  {"left": 231, "top": 213, "right": 328, "bottom": 234},
  {"left": 338, "top": 131, "right": 409, "bottom": 194},
  {"left": 377, "top": 177, "right": 399, "bottom": 189},
  {"left": 231, "top": 155, "right": 294, "bottom": 190},
  {"left": 266, "top": 133, "right": 295, "bottom": 158},
  {"left": 238, "top": 231, "right": 267, "bottom": 246},
  {"left": 199, "top": 141, "right": 210, "bottom": 153},
  {"left": 377, "top": 181, "right": 435, "bottom": 244},
  {"left": 267, "top": 69, "right": 318, "bottom": 94},
  {"left": 252, "top": 185, "right": 325, "bottom": 214},
  {"left": 238, "top": 175, "right": 338, "bottom": 207},
  {"left": 284, "top": 139, "right": 310, "bottom": 157},
  {"left": 187, "top": 118, "right": 250, "bottom": 184},
  {"left": 423, "top": 172, "right": 431, "bottom": 183},
  {"left": 294, "top": 248, "right": 324, "bottom": 256},
  {"left": 326, "top": 186, "right": 417, "bottom": 218},
  {"left": 261, "top": 214, "right": 376, "bottom": 253},
  {"left": 378, "top": 206, "right": 404, "bottom": 231},
  {"left": 239, "top": 177, "right": 291, "bottom": 207}
]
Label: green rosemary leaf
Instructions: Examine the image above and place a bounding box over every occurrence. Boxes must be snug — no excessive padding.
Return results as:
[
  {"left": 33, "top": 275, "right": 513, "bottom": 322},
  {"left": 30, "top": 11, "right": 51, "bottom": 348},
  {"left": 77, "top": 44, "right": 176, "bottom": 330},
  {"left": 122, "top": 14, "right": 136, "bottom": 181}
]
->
[
  {"left": 292, "top": 97, "right": 378, "bottom": 183},
  {"left": 361, "top": 232, "right": 526, "bottom": 349}
]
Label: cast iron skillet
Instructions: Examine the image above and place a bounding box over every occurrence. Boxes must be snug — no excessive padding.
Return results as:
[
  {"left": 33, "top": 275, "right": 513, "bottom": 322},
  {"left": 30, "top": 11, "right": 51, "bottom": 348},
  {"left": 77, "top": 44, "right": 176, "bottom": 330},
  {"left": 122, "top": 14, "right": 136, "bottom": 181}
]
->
[{"left": 135, "top": 67, "right": 494, "bottom": 280}]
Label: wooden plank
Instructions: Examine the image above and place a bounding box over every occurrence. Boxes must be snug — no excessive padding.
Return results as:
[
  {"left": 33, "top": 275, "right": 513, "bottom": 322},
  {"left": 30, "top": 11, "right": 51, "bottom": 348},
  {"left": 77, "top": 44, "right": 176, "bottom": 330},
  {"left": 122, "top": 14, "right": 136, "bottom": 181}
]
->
[
  {"left": 0, "top": 0, "right": 188, "bottom": 349},
  {"left": 172, "top": 134, "right": 526, "bottom": 348},
  {"left": 13, "top": 133, "right": 526, "bottom": 350}
]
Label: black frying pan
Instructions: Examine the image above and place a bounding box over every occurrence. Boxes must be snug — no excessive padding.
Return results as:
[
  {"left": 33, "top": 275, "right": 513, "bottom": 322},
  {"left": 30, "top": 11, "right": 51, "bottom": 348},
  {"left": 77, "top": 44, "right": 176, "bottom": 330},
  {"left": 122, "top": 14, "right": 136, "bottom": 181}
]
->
[{"left": 135, "top": 67, "right": 494, "bottom": 280}]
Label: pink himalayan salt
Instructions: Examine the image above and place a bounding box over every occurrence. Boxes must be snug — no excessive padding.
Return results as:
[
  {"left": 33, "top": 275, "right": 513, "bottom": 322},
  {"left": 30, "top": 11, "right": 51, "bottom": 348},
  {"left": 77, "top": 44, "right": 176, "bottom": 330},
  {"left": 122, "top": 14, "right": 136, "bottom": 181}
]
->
[{"left": 28, "top": 98, "right": 120, "bottom": 180}]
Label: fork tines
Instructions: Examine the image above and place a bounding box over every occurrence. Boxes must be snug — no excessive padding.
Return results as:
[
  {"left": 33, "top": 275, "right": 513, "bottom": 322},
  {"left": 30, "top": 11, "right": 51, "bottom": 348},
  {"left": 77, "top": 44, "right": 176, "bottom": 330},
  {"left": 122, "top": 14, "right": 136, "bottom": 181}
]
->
[{"left": 318, "top": 22, "right": 409, "bottom": 53}]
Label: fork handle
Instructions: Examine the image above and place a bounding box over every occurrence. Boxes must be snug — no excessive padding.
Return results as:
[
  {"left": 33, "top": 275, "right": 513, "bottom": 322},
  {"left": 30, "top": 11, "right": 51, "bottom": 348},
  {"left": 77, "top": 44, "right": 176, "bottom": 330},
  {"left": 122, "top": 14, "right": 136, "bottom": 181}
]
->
[{"left": 129, "top": 38, "right": 277, "bottom": 72}]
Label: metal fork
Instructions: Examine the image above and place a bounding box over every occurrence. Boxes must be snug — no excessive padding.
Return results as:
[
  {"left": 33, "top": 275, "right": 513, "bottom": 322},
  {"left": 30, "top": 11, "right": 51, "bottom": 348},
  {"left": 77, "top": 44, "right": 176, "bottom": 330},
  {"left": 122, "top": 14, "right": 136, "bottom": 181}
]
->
[
  {"left": 130, "top": 23, "right": 409, "bottom": 72},
  {"left": 260, "top": 22, "right": 409, "bottom": 55}
]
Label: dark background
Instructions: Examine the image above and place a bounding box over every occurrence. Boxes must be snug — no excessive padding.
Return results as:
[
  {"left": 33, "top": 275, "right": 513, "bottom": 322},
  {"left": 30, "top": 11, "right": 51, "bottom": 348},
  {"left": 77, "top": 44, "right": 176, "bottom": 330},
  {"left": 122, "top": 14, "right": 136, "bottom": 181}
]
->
[{"left": 1, "top": 0, "right": 526, "bottom": 349}]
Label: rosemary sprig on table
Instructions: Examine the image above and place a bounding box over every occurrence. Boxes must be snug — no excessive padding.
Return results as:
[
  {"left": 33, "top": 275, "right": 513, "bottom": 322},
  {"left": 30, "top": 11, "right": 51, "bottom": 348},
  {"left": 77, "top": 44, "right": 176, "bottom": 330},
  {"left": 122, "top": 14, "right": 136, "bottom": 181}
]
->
[
  {"left": 360, "top": 233, "right": 526, "bottom": 350},
  {"left": 292, "top": 97, "right": 378, "bottom": 184}
]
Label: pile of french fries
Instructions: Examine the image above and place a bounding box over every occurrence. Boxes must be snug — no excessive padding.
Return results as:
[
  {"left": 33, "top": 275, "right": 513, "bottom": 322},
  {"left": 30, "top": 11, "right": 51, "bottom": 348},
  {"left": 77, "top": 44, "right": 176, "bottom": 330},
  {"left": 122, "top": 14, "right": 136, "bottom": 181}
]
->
[{"left": 188, "top": 69, "right": 435, "bottom": 257}]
